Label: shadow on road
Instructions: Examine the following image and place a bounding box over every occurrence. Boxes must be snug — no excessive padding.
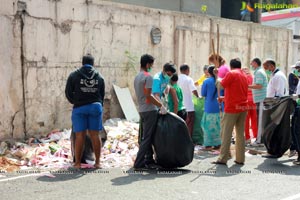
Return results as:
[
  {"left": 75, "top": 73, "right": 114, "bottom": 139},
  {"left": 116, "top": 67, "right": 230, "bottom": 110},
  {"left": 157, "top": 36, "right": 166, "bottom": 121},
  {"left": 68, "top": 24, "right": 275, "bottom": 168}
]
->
[
  {"left": 255, "top": 157, "right": 300, "bottom": 175},
  {"left": 36, "top": 168, "right": 99, "bottom": 182},
  {"left": 189, "top": 162, "right": 246, "bottom": 182},
  {"left": 111, "top": 168, "right": 191, "bottom": 186}
]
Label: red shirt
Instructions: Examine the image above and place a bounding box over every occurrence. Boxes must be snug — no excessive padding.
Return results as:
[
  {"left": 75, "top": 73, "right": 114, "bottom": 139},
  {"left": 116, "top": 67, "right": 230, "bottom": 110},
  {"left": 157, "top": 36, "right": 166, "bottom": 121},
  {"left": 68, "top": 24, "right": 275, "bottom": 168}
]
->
[{"left": 221, "top": 68, "right": 248, "bottom": 113}]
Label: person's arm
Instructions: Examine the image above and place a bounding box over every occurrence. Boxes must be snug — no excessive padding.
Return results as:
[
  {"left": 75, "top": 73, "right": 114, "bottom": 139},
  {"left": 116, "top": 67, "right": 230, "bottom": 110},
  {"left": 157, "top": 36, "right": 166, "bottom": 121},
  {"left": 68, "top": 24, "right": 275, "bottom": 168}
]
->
[
  {"left": 189, "top": 78, "right": 199, "bottom": 97},
  {"left": 169, "top": 87, "right": 178, "bottom": 114},
  {"left": 249, "top": 71, "right": 264, "bottom": 90},
  {"left": 192, "top": 90, "right": 199, "bottom": 98},
  {"left": 99, "top": 77, "right": 105, "bottom": 106},
  {"left": 65, "top": 73, "right": 74, "bottom": 104},
  {"left": 153, "top": 93, "right": 161, "bottom": 102},
  {"left": 145, "top": 88, "right": 163, "bottom": 108},
  {"left": 201, "top": 81, "right": 207, "bottom": 97},
  {"left": 152, "top": 75, "right": 162, "bottom": 102},
  {"left": 249, "top": 84, "right": 262, "bottom": 89},
  {"left": 145, "top": 76, "right": 162, "bottom": 106},
  {"left": 273, "top": 76, "right": 287, "bottom": 97}
]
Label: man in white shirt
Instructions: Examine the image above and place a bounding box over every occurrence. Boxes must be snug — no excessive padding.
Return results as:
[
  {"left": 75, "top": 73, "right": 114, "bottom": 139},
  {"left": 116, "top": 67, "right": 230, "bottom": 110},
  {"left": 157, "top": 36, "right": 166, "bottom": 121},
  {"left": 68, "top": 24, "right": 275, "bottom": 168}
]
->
[
  {"left": 263, "top": 59, "right": 288, "bottom": 97},
  {"left": 178, "top": 64, "right": 199, "bottom": 137}
]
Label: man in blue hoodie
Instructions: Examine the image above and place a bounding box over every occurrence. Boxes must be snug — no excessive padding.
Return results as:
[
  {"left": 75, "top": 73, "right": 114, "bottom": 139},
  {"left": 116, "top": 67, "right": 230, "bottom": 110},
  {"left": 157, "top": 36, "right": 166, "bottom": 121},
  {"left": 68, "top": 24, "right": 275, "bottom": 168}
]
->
[{"left": 65, "top": 54, "right": 105, "bottom": 169}]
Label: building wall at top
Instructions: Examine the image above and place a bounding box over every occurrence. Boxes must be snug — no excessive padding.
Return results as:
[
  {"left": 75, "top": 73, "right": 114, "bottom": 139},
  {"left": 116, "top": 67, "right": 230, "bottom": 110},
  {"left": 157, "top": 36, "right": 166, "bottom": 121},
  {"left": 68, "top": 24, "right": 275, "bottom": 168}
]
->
[
  {"left": 0, "top": 0, "right": 293, "bottom": 139},
  {"left": 105, "top": 0, "right": 221, "bottom": 17}
]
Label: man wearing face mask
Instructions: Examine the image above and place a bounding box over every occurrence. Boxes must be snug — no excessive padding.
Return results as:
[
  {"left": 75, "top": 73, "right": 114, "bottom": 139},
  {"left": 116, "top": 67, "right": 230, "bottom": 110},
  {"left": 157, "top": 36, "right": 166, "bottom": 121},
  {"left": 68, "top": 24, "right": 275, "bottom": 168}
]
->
[
  {"left": 178, "top": 64, "right": 199, "bottom": 137},
  {"left": 152, "top": 62, "right": 176, "bottom": 104},
  {"left": 288, "top": 62, "right": 300, "bottom": 158},
  {"left": 289, "top": 62, "right": 300, "bottom": 95},
  {"left": 263, "top": 59, "right": 288, "bottom": 98},
  {"left": 248, "top": 58, "right": 268, "bottom": 146},
  {"left": 133, "top": 54, "right": 167, "bottom": 170}
]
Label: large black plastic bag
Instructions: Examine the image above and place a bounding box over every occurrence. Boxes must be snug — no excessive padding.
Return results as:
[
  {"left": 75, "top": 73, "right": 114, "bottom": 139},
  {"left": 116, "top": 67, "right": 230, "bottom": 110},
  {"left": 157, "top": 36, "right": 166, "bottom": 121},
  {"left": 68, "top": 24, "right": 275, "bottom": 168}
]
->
[
  {"left": 262, "top": 97, "right": 295, "bottom": 157},
  {"left": 153, "top": 112, "right": 194, "bottom": 168},
  {"left": 71, "top": 128, "right": 107, "bottom": 163}
]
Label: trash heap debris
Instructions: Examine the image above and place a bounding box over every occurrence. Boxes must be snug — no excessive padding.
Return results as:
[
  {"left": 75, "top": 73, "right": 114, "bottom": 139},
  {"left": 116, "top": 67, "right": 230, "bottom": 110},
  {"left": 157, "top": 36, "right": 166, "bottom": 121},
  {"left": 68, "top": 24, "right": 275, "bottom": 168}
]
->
[
  {"left": 101, "top": 118, "right": 139, "bottom": 168},
  {"left": 0, "top": 118, "right": 139, "bottom": 172},
  {"left": 0, "top": 130, "right": 72, "bottom": 172}
]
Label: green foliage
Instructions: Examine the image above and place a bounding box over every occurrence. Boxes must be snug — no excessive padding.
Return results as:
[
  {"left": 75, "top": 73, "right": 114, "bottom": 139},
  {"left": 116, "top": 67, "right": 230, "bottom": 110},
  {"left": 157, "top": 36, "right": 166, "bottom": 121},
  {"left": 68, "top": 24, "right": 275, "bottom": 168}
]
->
[{"left": 124, "top": 50, "right": 138, "bottom": 72}]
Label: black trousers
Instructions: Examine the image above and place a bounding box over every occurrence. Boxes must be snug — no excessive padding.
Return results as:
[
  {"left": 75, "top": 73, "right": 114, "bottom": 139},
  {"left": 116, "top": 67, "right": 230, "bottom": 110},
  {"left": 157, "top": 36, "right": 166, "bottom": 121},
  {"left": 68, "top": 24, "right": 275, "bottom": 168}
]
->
[
  {"left": 134, "top": 110, "right": 158, "bottom": 168},
  {"left": 291, "top": 106, "right": 300, "bottom": 152},
  {"left": 178, "top": 109, "right": 187, "bottom": 121}
]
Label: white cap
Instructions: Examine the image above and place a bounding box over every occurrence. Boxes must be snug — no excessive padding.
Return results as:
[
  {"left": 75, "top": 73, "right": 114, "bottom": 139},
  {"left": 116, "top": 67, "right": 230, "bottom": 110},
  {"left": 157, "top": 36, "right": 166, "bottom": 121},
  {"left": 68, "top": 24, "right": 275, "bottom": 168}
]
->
[{"left": 292, "top": 61, "right": 300, "bottom": 68}]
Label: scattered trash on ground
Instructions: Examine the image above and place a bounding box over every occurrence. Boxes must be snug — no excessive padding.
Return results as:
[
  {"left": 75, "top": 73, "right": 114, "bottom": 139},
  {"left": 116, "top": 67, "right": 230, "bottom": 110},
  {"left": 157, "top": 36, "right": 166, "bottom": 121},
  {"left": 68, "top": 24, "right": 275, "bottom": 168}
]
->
[
  {"left": 0, "top": 118, "right": 140, "bottom": 172},
  {"left": 0, "top": 118, "right": 268, "bottom": 173}
]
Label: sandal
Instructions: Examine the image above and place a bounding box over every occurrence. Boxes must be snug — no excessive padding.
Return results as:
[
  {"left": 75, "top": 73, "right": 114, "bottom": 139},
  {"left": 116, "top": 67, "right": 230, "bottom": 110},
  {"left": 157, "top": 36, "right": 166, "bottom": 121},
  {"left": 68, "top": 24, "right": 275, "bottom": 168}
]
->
[
  {"left": 94, "top": 164, "right": 101, "bottom": 169},
  {"left": 211, "top": 160, "right": 227, "bottom": 165},
  {"left": 234, "top": 160, "right": 244, "bottom": 165}
]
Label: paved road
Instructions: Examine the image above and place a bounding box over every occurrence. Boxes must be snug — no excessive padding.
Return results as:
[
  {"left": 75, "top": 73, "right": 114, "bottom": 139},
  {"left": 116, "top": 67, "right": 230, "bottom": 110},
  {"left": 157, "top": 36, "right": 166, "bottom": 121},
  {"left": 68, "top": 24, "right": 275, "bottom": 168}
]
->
[{"left": 1, "top": 147, "right": 300, "bottom": 200}]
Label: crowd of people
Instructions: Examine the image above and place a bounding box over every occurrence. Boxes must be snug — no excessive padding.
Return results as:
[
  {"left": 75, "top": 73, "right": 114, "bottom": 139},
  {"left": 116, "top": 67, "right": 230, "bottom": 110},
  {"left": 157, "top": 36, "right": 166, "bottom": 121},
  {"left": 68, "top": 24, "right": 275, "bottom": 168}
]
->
[{"left": 65, "top": 53, "right": 300, "bottom": 170}]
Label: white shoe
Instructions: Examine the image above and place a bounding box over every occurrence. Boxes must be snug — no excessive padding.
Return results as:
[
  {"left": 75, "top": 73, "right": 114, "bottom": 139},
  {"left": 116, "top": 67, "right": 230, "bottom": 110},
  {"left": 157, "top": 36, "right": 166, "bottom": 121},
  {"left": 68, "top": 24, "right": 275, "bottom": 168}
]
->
[{"left": 288, "top": 150, "right": 297, "bottom": 158}]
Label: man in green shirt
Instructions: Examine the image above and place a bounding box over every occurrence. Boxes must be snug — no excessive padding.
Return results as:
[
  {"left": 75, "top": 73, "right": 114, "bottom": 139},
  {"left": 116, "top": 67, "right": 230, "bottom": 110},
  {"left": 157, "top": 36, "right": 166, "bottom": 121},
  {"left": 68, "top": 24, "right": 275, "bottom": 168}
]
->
[{"left": 248, "top": 58, "right": 268, "bottom": 146}]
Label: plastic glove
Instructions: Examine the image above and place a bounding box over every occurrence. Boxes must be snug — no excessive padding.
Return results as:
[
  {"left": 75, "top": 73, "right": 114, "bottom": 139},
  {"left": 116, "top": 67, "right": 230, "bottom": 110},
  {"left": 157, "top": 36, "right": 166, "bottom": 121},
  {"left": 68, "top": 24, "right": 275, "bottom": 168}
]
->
[
  {"left": 217, "top": 96, "right": 225, "bottom": 103},
  {"left": 159, "top": 105, "right": 167, "bottom": 115}
]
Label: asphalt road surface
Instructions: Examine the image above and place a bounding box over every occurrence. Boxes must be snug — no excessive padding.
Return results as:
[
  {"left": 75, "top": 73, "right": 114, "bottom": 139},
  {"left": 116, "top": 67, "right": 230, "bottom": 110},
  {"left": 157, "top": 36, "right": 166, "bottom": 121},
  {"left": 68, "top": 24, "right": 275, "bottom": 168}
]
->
[{"left": 1, "top": 147, "right": 300, "bottom": 200}]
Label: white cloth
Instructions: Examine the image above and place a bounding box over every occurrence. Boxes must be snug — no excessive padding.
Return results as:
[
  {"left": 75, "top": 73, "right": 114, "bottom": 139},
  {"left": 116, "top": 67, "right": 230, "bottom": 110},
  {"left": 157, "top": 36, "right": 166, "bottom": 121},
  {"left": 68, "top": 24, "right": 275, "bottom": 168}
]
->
[
  {"left": 178, "top": 74, "right": 197, "bottom": 112},
  {"left": 296, "top": 80, "right": 300, "bottom": 95},
  {"left": 266, "top": 70, "right": 288, "bottom": 97}
]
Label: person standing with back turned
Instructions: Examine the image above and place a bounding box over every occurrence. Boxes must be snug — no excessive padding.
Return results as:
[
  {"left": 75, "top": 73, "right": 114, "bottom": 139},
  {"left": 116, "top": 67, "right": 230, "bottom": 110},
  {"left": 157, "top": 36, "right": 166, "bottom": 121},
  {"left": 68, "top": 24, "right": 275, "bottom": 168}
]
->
[
  {"left": 178, "top": 64, "right": 199, "bottom": 137},
  {"left": 65, "top": 54, "right": 105, "bottom": 169},
  {"left": 212, "top": 58, "right": 248, "bottom": 165}
]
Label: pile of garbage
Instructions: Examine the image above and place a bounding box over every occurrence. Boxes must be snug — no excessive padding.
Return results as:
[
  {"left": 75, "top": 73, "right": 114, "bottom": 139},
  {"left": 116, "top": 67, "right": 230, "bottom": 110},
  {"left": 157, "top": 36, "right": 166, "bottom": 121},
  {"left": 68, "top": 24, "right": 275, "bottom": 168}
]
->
[
  {"left": 0, "top": 118, "right": 139, "bottom": 172},
  {"left": 101, "top": 119, "right": 139, "bottom": 168}
]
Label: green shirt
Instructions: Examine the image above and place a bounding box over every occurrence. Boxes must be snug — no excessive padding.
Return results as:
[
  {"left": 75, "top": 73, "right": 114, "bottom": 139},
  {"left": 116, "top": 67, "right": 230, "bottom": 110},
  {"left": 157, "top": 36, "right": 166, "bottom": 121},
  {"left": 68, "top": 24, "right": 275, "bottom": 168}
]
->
[
  {"left": 168, "top": 84, "right": 185, "bottom": 112},
  {"left": 252, "top": 67, "right": 268, "bottom": 103}
]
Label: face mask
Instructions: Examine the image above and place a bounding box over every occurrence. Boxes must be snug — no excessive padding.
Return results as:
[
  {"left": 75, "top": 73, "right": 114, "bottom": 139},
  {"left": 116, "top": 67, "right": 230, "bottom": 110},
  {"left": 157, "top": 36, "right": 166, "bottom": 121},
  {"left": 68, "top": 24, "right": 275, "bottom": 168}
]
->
[
  {"left": 265, "top": 70, "right": 272, "bottom": 76},
  {"left": 294, "top": 70, "right": 299, "bottom": 76},
  {"left": 147, "top": 67, "right": 152, "bottom": 72},
  {"left": 164, "top": 74, "right": 171, "bottom": 80}
]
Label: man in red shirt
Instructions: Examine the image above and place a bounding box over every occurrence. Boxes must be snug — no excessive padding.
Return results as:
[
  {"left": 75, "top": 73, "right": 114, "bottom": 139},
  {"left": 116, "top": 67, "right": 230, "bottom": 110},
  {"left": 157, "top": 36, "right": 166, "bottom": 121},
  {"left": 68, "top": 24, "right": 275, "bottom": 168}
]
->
[{"left": 212, "top": 58, "right": 248, "bottom": 165}]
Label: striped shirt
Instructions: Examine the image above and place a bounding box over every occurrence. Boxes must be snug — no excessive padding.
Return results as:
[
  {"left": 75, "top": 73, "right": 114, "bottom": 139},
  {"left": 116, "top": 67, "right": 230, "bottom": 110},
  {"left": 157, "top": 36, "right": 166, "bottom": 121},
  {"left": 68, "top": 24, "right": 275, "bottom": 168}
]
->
[{"left": 252, "top": 67, "right": 268, "bottom": 103}]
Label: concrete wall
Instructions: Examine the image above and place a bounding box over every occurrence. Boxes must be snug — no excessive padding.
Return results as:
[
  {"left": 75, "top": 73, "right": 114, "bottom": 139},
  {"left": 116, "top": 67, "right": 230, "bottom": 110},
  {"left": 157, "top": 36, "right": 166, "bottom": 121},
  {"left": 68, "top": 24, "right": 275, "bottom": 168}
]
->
[{"left": 0, "top": 0, "right": 293, "bottom": 140}]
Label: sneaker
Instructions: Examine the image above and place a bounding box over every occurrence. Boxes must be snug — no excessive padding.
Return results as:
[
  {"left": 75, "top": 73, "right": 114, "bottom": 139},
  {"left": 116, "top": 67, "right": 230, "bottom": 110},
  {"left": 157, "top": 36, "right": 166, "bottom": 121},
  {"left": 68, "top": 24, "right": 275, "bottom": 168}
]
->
[
  {"left": 292, "top": 159, "right": 300, "bottom": 165},
  {"left": 288, "top": 150, "right": 297, "bottom": 158}
]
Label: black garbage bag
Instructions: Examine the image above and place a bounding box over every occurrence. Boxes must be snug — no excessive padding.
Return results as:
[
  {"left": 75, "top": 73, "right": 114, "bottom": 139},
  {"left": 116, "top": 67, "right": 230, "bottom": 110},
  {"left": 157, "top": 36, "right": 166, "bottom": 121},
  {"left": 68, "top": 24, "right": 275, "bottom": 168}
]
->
[
  {"left": 262, "top": 96, "right": 295, "bottom": 157},
  {"left": 71, "top": 128, "right": 107, "bottom": 163},
  {"left": 291, "top": 105, "right": 300, "bottom": 152},
  {"left": 153, "top": 112, "right": 194, "bottom": 168}
]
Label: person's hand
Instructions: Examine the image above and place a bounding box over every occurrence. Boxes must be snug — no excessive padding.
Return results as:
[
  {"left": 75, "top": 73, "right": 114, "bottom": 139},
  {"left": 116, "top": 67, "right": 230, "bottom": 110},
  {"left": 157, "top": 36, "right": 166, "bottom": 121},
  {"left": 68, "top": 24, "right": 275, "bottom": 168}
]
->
[
  {"left": 217, "top": 96, "right": 224, "bottom": 103},
  {"left": 159, "top": 105, "right": 167, "bottom": 115},
  {"left": 213, "top": 68, "right": 218, "bottom": 76}
]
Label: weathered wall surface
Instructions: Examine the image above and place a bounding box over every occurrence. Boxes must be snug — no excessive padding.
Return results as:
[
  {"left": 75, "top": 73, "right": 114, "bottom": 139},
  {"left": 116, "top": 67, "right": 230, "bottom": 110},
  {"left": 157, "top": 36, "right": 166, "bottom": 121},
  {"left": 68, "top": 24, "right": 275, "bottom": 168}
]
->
[{"left": 0, "top": 0, "right": 293, "bottom": 139}]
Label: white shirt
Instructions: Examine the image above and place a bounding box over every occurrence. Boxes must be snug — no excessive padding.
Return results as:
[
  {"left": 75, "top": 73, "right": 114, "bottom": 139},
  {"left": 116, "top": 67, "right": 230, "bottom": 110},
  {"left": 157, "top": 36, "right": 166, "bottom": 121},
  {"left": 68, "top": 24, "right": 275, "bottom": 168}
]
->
[
  {"left": 296, "top": 80, "right": 300, "bottom": 95},
  {"left": 178, "top": 74, "right": 197, "bottom": 112},
  {"left": 266, "top": 69, "right": 288, "bottom": 97}
]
